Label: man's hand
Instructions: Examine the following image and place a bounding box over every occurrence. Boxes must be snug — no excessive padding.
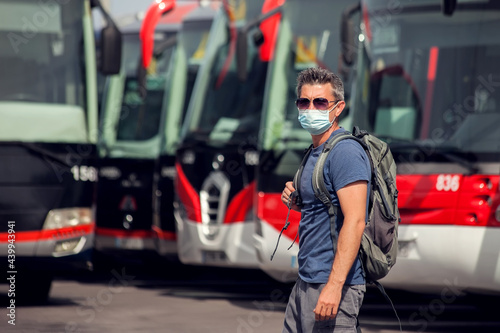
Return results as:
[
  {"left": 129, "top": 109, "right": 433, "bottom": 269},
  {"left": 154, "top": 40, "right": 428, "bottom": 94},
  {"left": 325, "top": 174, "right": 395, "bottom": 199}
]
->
[
  {"left": 281, "top": 181, "right": 301, "bottom": 212},
  {"left": 314, "top": 282, "right": 342, "bottom": 321}
]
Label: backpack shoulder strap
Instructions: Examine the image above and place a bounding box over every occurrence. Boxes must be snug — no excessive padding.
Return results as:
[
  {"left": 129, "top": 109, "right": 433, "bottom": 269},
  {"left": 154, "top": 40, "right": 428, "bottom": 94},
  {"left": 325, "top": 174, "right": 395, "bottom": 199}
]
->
[
  {"left": 312, "top": 131, "right": 354, "bottom": 206},
  {"left": 312, "top": 131, "right": 355, "bottom": 253},
  {"left": 292, "top": 144, "right": 313, "bottom": 207},
  {"left": 314, "top": 131, "right": 370, "bottom": 203}
]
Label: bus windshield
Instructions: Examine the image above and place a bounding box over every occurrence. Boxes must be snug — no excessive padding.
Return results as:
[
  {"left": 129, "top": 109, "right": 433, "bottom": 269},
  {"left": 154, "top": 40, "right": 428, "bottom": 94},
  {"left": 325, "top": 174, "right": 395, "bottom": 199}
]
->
[
  {"left": 177, "top": 19, "right": 213, "bottom": 130},
  {"left": 0, "top": 0, "right": 85, "bottom": 107},
  {"left": 116, "top": 33, "right": 174, "bottom": 141},
  {"left": 259, "top": 0, "right": 358, "bottom": 152},
  {"left": 160, "top": 17, "right": 213, "bottom": 155},
  {"left": 182, "top": 1, "right": 268, "bottom": 145},
  {"left": 281, "top": 0, "right": 356, "bottom": 141},
  {"left": 355, "top": 1, "right": 500, "bottom": 155}
]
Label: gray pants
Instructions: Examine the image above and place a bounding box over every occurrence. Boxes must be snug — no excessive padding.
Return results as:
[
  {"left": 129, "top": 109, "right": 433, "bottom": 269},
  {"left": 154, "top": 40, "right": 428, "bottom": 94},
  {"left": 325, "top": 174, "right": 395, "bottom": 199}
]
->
[{"left": 283, "top": 278, "right": 365, "bottom": 333}]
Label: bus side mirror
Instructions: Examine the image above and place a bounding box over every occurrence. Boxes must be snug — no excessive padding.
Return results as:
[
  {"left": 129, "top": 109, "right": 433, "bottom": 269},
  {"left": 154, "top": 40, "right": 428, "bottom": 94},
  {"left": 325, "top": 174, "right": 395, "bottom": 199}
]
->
[
  {"left": 340, "top": 2, "right": 361, "bottom": 67},
  {"left": 236, "top": 30, "right": 248, "bottom": 82},
  {"left": 442, "top": 0, "right": 457, "bottom": 16},
  {"left": 92, "top": 0, "right": 122, "bottom": 75},
  {"left": 99, "top": 24, "right": 122, "bottom": 75},
  {"left": 236, "top": 4, "right": 282, "bottom": 82}
]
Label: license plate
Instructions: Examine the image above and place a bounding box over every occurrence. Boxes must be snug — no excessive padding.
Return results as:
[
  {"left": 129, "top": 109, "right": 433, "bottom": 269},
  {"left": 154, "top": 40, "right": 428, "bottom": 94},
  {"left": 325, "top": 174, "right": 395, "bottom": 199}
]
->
[
  {"left": 202, "top": 250, "right": 227, "bottom": 263},
  {"left": 115, "top": 237, "right": 144, "bottom": 250}
]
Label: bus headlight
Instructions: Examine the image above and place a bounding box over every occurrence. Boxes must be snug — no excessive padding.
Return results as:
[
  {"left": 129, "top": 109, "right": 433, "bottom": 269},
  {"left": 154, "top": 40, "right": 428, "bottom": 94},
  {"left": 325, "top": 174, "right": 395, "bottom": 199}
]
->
[
  {"left": 42, "top": 208, "right": 93, "bottom": 230},
  {"left": 54, "top": 238, "right": 83, "bottom": 253}
]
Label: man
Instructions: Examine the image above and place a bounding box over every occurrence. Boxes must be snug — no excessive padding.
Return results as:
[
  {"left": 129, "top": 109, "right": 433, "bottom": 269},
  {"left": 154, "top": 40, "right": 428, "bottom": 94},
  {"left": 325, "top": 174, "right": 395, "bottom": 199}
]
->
[{"left": 281, "top": 67, "right": 370, "bottom": 332}]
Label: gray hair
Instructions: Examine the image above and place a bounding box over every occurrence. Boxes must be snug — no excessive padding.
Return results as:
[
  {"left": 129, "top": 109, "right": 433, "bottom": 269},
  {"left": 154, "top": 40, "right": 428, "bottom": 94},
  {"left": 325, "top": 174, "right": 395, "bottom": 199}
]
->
[{"left": 296, "top": 67, "right": 344, "bottom": 101}]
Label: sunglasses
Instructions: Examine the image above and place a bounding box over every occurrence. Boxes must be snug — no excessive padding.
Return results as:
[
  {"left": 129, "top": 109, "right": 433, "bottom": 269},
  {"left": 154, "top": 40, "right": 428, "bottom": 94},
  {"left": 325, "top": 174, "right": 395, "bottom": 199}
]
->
[{"left": 295, "top": 97, "right": 339, "bottom": 111}]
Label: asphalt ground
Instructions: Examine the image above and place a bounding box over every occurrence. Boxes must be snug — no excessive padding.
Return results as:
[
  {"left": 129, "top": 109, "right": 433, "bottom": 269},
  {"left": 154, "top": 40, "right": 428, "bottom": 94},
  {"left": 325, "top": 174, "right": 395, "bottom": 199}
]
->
[{"left": 1, "top": 253, "right": 499, "bottom": 333}]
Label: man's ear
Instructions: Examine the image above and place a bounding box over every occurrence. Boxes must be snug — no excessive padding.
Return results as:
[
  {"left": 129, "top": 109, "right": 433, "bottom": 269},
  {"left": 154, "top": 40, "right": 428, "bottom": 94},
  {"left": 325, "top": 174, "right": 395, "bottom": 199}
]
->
[{"left": 334, "top": 101, "right": 346, "bottom": 118}]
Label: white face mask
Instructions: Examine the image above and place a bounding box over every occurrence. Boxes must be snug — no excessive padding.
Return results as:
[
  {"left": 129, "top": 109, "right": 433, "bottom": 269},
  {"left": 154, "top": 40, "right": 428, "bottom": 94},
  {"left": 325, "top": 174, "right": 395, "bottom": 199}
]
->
[{"left": 297, "top": 102, "right": 340, "bottom": 135}]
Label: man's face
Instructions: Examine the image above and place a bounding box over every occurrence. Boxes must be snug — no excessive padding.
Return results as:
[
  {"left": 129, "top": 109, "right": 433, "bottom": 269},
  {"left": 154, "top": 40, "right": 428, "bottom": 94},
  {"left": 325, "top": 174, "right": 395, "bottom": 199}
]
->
[{"left": 298, "top": 83, "right": 343, "bottom": 123}]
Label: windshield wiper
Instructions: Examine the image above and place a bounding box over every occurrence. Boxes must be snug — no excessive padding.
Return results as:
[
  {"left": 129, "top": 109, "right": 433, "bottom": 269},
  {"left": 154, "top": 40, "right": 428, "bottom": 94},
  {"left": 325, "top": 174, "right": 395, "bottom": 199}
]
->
[
  {"left": 181, "top": 131, "right": 212, "bottom": 147},
  {"left": 10, "top": 142, "right": 72, "bottom": 167}
]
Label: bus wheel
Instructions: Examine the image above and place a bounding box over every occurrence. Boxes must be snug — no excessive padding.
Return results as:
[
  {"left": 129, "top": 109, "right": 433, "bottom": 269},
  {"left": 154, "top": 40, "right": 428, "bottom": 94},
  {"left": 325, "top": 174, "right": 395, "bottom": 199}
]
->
[{"left": 17, "top": 273, "right": 53, "bottom": 304}]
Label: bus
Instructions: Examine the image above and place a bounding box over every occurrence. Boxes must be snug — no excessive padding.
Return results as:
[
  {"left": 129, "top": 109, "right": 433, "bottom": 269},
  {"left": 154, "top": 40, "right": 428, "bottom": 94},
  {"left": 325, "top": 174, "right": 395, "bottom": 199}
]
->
[
  {"left": 345, "top": 0, "right": 500, "bottom": 294},
  {"left": 96, "top": 0, "right": 202, "bottom": 260},
  {"left": 174, "top": 0, "right": 285, "bottom": 268},
  {"left": 0, "top": 0, "right": 120, "bottom": 301},
  {"left": 253, "top": 0, "right": 360, "bottom": 283},
  {"left": 151, "top": 3, "right": 220, "bottom": 258}
]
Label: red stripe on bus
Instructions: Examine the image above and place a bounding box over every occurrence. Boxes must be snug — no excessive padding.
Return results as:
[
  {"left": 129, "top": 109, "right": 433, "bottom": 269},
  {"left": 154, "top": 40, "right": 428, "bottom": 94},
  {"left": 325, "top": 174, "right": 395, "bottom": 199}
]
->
[
  {"left": 152, "top": 225, "right": 177, "bottom": 241},
  {"left": 427, "top": 47, "right": 439, "bottom": 81},
  {"left": 0, "top": 223, "right": 95, "bottom": 243},
  {"left": 175, "top": 162, "right": 202, "bottom": 222},
  {"left": 362, "top": 5, "right": 372, "bottom": 41},
  {"left": 257, "top": 192, "right": 300, "bottom": 239},
  {"left": 420, "top": 46, "right": 439, "bottom": 138},
  {"left": 223, "top": 181, "right": 255, "bottom": 223},
  {"left": 259, "top": 0, "right": 285, "bottom": 62}
]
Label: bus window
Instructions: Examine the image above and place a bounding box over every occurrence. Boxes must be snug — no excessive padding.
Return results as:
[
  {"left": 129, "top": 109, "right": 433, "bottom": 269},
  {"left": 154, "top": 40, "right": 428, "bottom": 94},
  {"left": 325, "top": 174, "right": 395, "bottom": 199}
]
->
[{"left": 369, "top": 66, "right": 421, "bottom": 141}]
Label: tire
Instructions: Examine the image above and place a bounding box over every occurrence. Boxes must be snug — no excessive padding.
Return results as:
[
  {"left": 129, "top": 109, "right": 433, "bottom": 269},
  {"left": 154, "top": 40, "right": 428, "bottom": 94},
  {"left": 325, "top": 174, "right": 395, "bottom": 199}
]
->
[{"left": 17, "top": 273, "right": 53, "bottom": 304}]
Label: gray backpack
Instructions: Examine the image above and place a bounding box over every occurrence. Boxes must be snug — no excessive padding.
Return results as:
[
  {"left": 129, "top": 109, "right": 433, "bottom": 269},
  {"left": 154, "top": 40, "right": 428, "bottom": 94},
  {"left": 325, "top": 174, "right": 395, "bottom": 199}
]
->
[{"left": 293, "top": 126, "right": 400, "bottom": 283}]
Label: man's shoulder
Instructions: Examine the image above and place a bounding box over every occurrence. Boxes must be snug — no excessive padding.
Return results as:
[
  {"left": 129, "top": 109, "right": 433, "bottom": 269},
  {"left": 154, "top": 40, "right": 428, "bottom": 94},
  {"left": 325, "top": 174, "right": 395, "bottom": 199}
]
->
[
  {"left": 326, "top": 136, "right": 371, "bottom": 174},
  {"left": 330, "top": 136, "right": 366, "bottom": 156}
]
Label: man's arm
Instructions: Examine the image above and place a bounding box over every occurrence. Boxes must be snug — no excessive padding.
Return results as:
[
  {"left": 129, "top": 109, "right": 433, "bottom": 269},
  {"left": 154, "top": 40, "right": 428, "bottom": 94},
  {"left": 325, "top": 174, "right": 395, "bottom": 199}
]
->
[{"left": 314, "top": 180, "right": 367, "bottom": 321}]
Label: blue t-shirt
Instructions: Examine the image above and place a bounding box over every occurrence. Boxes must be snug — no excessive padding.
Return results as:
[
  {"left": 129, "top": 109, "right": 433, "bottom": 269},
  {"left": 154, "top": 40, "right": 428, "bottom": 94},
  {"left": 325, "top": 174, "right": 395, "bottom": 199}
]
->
[{"left": 298, "top": 128, "right": 370, "bottom": 284}]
